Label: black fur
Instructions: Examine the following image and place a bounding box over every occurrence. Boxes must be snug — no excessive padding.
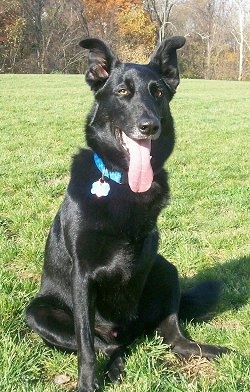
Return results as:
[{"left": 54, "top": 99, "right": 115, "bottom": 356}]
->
[{"left": 25, "top": 37, "right": 229, "bottom": 392}]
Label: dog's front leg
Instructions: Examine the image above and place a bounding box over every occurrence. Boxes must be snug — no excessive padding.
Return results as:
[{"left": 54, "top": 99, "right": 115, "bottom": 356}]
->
[{"left": 72, "top": 262, "right": 99, "bottom": 392}]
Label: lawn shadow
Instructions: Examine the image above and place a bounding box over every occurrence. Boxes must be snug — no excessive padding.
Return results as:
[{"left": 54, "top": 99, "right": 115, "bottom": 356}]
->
[{"left": 180, "top": 254, "right": 250, "bottom": 316}]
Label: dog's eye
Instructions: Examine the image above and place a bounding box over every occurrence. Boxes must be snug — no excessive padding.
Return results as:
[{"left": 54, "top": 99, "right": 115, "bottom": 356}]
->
[
  {"left": 117, "top": 88, "right": 129, "bottom": 96},
  {"left": 154, "top": 89, "right": 164, "bottom": 98}
]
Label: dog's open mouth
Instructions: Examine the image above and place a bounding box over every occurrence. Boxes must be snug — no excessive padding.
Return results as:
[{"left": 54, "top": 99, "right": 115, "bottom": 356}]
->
[{"left": 116, "top": 130, "right": 153, "bottom": 193}]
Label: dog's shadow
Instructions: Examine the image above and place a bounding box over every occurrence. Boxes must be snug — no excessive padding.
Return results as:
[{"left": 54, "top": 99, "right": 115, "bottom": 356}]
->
[{"left": 180, "top": 255, "right": 249, "bottom": 314}]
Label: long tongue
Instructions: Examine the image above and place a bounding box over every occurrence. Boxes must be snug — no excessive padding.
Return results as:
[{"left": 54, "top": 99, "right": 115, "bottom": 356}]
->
[{"left": 125, "top": 136, "right": 153, "bottom": 192}]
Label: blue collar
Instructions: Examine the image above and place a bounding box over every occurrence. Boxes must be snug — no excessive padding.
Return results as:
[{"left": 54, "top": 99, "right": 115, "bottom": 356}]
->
[{"left": 93, "top": 153, "right": 123, "bottom": 184}]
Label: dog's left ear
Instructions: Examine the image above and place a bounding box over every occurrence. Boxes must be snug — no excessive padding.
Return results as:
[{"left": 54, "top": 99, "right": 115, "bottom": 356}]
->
[
  {"left": 149, "top": 36, "right": 186, "bottom": 92},
  {"left": 80, "top": 38, "right": 120, "bottom": 91}
]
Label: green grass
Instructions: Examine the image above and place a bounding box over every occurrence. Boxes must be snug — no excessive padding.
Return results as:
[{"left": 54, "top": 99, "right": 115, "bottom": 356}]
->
[{"left": 0, "top": 75, "right": 249, "bottom": 391}]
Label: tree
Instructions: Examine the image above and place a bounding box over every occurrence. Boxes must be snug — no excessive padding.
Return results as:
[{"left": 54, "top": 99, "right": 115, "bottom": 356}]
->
[
  {"left": 117, "top": 6, "right": 156, "bottom": 62},
  {"left": 231, "top": 0, "right": 250, "bottom": 80},
  {"left": 83, "top": 0, "right": 156, "bottom": 62},
  {"left": 183, "top": 0, "right": 228, "bottom": 79},
  {"left": 20, "top": 0, "right": 88, "bottom": 73},
  {"left": 0, "top": 0, "right": 249, "bottom": 78},
  {"left": 143, "top": 0, "right": 183, "bottom": 42},
  {"left": 0, "top": 0, "right": 26, "bottom": 72}
]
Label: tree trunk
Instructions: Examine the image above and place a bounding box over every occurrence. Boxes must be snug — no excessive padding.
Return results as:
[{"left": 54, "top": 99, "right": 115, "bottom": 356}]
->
[
  {"left": 238, "top": 5, "right": 244, "bottom": 81},
  {"left": 34, "top": 0, "right": 44, "bottom": 73}
]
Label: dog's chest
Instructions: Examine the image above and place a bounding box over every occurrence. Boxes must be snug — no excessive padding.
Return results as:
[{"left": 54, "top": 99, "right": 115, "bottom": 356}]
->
[
  {"left": 90, "top": 231, "right": 158, "bottom": 324},
  {"left": 83, "top": 187, "right": 165, "bottom": 240},
  {"left": 95, "top": 270, "right": 141, "bottom": 327}
]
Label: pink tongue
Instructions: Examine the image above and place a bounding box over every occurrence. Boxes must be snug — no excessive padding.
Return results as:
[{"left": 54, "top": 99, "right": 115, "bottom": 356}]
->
[{"left": 127, "top": 137, "right": 153, "bottom": 192}]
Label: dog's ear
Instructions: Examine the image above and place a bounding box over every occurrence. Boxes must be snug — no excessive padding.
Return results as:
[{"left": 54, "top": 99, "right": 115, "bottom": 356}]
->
[
  {"left": 79, "top": 38, "right": 120, "bottom": 91},
  {"left": 149, "top": 36, "right": 186, "bottom": 92}
]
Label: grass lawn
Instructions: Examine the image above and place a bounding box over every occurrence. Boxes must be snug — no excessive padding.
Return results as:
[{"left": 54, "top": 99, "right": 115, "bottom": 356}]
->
[{"left": 0, "top": 75, "right": 249, "bottom": 392}]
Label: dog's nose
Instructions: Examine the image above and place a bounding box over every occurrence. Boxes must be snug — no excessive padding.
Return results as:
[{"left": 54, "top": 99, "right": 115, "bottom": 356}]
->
[{"left": 139, "top": 120, "right": 160, "bottom": 136}]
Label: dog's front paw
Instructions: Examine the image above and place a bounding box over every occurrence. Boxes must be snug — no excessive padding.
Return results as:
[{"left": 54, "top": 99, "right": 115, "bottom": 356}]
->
[
  {"left": 106, "top": 353, "right": 126, "bottom": 383},
  {"left": 76, "top": 378, "right": 100, "bottom": 392}
]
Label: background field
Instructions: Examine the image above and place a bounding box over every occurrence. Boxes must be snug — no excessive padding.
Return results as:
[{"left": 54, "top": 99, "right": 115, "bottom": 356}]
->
[{"left": 0, "top": 75, "right": 249, "bottom": 392}]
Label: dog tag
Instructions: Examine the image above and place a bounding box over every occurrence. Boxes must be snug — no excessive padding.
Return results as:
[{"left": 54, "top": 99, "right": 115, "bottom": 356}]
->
[{"left": 91, "top": 178, "right": 110, "bottom": 197}]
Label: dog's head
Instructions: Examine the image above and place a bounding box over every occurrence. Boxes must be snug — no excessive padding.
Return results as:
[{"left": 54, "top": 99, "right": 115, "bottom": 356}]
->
[{"left": 80, "top": 37, "right": 185, "bottom": 193}]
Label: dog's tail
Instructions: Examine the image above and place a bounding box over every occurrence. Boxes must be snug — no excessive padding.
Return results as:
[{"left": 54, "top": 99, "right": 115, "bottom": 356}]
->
[{"left": 179, "top": 280, "right": 222, "bottom": 321}]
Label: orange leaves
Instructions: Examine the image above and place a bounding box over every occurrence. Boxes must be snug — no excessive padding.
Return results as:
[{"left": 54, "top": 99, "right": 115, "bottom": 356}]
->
[
  {"left": 5, "top": 17, "right": 26, "bottom": 47},
  {"left": 117, "top": 7, "right": 156, "bottom": 43},
  {"left": 117, "top": 6, "right": 156, "bottom": 62},
  {"left": 82, "top": 0, "right": 156, "bottom": 63},
  {"left": 83, "top": 0, "right": 135, "bottom": 20}
]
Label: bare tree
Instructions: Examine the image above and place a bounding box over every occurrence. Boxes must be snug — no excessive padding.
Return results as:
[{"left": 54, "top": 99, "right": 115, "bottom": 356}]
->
[
  {"left": 231, "top": 0, "right": 250, "bottom": 80},
  {"left": 143, "top": 0, "right": 182, "bottom": 42},
  {"left": 21, "top": 0, "right": 45, "bottom": 72},
  {"left": 20, "top": 0, "right": 88, "bottom": 73},
  {"left": 179, "top": 0, "right": 233, "bottom": 79}
]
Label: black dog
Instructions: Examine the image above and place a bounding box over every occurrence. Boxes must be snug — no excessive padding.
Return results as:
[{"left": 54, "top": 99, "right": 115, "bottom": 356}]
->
[{"left": 26, "top": 37, "right": 228, "bottom": 391}]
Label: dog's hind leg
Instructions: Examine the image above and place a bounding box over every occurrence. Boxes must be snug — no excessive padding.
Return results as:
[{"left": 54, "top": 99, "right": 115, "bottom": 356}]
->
[
  {"left": 26, "top": 296, "right": 125, "bottom": 353},
  {"left": 140, "top": 255, "right": 229, "bottom": 360},
  {"left": 158, "top": 313, "right": 229, "bottom": 359},
  {"left": 25, "top": 296, "right": 77, "bottom": 352},
  {"left": 105, "top": 347, "right": 127, "bottom": 384}
]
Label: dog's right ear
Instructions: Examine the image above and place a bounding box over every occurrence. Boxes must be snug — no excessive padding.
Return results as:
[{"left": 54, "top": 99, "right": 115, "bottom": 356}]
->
[
  {"left": 79, "top": 38, "right": 120, "bottom": 91},
  {"left": 149, "top": 36, "right": 186, "bottom": 93}
]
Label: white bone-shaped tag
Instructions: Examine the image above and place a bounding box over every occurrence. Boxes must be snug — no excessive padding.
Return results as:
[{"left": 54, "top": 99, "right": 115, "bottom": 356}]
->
[{"left": 91, "top": 179, "right": 110, "bottom": 197}]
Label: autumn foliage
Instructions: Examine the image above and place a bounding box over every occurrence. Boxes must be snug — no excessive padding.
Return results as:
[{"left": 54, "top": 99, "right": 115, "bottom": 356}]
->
[
  {"left": 83, "top": 0, "right": 156, "bottom": 62},
  {"left": 0, "top": 0, "right": 249, "bottom": 80}
]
